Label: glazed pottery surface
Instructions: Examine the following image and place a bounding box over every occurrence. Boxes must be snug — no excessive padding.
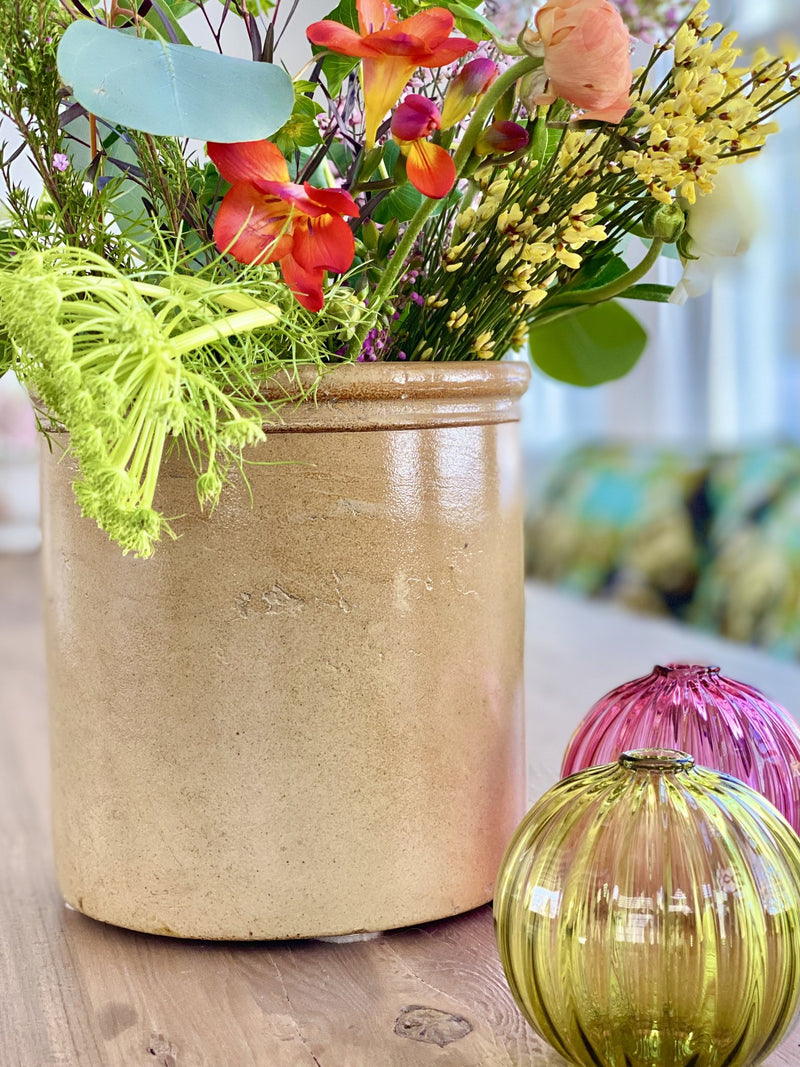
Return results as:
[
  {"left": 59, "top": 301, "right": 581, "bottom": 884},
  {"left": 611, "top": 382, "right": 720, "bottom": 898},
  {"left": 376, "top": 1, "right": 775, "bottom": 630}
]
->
[{"left": 42, "top": 361, "right": 529, "bottom": 938}]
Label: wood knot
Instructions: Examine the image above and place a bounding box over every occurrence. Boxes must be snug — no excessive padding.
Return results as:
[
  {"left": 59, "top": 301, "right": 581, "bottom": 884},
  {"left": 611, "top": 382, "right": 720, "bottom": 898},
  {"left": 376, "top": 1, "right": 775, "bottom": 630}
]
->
[
  {"left": 147, "top": 1032, "right": 178, "bottom": 1066},
  {"left": 393, "top": 1005, "right": 472, "bottom": 1047}
]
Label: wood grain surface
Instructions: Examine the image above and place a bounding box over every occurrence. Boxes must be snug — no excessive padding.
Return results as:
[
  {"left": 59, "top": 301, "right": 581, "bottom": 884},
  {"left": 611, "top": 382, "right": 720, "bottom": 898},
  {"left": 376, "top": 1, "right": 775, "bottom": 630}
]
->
[{"left": 1, "top": 552, "right": 798, "bottom": 1067}]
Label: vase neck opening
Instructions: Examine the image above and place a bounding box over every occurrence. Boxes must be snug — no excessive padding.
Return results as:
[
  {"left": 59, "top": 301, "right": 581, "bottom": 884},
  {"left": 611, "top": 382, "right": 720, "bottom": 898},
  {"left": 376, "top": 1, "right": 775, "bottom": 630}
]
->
[
  {"left": 618, "top": 749, "right": 695, "bottom": 774},
  {"left": 653, "top": 664, "right": 721, "bottom": 680}
]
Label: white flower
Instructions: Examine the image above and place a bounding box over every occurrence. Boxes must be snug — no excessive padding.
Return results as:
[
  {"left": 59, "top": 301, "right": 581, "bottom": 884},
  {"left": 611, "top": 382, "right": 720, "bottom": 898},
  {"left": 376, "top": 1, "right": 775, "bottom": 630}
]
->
[{"left": 669, "top": 165, "right": 761, "bottom": 305}]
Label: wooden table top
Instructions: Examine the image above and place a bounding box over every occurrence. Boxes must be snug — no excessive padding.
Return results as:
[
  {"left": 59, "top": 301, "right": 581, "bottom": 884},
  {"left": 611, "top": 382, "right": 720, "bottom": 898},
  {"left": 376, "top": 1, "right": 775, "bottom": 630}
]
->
[{"left": 2, "top": 551, "right": 798, "bottom": 1067}]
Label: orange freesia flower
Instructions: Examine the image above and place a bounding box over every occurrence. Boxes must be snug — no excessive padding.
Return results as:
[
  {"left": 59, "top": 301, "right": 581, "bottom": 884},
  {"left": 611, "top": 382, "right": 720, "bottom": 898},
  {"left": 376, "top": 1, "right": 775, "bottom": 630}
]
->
[
  {"left": 307, "top": 0, "right": 477, "bottom": 148},
  {"left": 208, "top": 140, "right": 358, "bottom": 313},
  {"left": 391, "top": 95, "right": 455, "bottom": 199}
]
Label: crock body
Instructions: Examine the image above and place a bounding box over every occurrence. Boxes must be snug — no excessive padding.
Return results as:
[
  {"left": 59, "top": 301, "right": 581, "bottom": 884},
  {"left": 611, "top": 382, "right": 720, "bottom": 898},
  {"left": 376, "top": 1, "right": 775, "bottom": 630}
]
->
[{"left": 42, "top": 362, "right": 529, "bottom": 938}]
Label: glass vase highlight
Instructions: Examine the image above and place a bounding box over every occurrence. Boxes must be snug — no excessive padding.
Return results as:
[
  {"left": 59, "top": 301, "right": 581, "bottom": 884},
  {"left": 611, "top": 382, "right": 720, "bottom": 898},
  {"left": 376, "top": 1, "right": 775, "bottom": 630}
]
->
[
  {"left": 494, "top": 750, "right": 800, "bottom": 1067},
  {"left": 561, "top": 663, "right": 800, "bottom": 833}
]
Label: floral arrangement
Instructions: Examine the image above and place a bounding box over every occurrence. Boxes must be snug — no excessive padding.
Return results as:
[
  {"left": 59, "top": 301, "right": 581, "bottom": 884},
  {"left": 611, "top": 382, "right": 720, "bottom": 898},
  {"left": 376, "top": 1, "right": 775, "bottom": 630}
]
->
[{"left": 0, "top": 0, "right": 797, "bottom": 556}]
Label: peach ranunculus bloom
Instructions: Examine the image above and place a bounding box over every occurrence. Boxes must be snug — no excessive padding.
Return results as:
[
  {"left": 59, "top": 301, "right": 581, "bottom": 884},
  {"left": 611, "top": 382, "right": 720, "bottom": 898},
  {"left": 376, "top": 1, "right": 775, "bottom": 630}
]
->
[{"left": 530, "top": 0, "right": 633, "bottom": 123}]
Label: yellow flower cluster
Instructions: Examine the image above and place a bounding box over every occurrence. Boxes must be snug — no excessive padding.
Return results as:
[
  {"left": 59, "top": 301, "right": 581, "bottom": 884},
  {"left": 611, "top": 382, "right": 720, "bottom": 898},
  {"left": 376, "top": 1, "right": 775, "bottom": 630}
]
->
[
  {"left": 432, "top": 181, "right": 609, "bottom": 358},
  {"left": 619, "top": 0, "right": 794, "bottom": 204},
  {"left": 494, "top": 189, "right": 607, "bottom": 307},
  {"left": 446, "top": 304, "right": 469, "bottom": 330},
  {"left": 471, "top": 330, "right": 495, "bottom": 359},
  {"left": 453, "top": 181, "right": 608, "bottom": 312},
  {"left": 395, "top": 0, "right": 798, "bottom": 367},
  {"left": 556, "top": 134, "right": 612, "bottom": 184}
]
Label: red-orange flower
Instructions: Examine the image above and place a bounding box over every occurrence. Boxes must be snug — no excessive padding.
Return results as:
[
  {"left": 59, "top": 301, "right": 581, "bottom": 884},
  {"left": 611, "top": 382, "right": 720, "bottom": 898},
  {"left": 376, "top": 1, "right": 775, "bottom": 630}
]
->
[
  {"left": 307, "top": 0, "right": 477, "bottom": 148},
  {"left": 208, "top": 140, "right": 358, "bottom": 313},
  {"left": 391, "top": 95, "right": 455, "bottom": 200}
]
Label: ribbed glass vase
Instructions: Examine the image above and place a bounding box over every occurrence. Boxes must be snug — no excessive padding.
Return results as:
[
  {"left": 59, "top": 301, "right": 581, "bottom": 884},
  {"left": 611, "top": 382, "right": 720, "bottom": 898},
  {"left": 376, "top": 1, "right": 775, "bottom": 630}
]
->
[
  {"left": 494, "top": 750, "right": 800, "bottom": 1067},
  {"left": 561, "top": 664, "right": 800, "bottom": 833}
]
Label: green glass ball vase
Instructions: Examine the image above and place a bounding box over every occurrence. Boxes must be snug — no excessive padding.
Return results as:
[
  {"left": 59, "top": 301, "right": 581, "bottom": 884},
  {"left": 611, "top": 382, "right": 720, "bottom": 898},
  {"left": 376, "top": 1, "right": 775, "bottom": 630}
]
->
[{"left": 494, "top": 750, "right": 800, "bottom": 1067}]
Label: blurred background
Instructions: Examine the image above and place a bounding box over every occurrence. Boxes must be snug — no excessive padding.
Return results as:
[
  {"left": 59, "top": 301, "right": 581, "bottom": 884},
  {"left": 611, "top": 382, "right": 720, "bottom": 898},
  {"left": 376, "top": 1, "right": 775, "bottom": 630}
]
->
[
  {"left": 1, "top": 0, "right": 798, "bottom": 653},
  {"left": 519, "top": 0, "right": 800, "bottom": 658}
]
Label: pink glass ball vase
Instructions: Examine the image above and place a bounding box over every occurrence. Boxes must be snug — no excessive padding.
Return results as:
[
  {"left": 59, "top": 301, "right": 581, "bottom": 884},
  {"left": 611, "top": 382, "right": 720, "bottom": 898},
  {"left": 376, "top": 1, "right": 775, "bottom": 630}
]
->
[{"left": 561, "top": 663, "right": 800, "bottom": 832}]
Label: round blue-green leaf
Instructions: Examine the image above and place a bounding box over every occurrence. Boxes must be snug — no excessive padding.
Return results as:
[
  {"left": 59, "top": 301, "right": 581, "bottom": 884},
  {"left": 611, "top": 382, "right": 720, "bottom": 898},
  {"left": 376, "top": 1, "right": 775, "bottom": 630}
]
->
[
  {"left": 57, "top": 21, "right": 294, "bottom": 142},
  {"left": 528, "top": 301, "right": 647, "bottom": 387}
]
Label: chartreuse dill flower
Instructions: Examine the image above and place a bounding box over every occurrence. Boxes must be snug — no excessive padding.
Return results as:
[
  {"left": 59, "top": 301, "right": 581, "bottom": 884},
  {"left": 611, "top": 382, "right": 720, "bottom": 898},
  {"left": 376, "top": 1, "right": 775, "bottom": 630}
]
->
[{"left": 0, "top": 248, "right": 357, "bottom": 556}]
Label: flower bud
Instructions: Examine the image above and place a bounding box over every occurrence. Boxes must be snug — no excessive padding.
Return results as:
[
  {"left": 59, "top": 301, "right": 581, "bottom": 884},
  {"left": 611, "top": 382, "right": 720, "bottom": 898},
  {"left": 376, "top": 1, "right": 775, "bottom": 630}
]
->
[
  {"left": 361, "top": 219, "right": 380, "bottom": 251},
  {"left": 474, "top": 120, "right": 530, "bottom": 157},
  {"left": 378, "top": 217, "right": 400, "bottom": 257},
  {"left": 441, "top": 58, "right": 498, "bottom": 129},
  {"left": 519, "top": 69, "right": 549, "bottom": 115},
  {"left": 391, "top": 94, "right": 441, "bottom": 143},
  {"left": 642, "top": 201, "right": 686, "bottom": 243}
]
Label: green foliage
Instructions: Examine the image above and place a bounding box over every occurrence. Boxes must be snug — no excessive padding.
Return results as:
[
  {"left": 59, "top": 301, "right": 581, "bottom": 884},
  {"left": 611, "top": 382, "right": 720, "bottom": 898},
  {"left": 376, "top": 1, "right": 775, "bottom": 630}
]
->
[
  {"left": 0, "top": 244, "right": 370, "bottom": 555},
  {"left": 371, "top": 183, "right": 426, "bottom": 224},
  {"left": 273, "top": 86, "right": 324, "bottom": 156},
  {"left": 136, "top": 0, "right": 195, "bottom": 46},
  {"left": 620, "top": 283, "right": 676, "bottom": 302},
  {"left": 57, "top": 21, "right": 294, "bottom": 141},
  {"left": 436, "top": 0, "right": 500, "bottom": 40},
  {"left": 60, "top": 113, "right": 152, "bottom": 239},
  {"left": 0, "top": 327, "right": 11, "bottom": 377},
  {"left": 528, "top": 302, "right": 648, "bottom": 387},
  {"left": 567, "top": 254, "right": 630, "bottom": 294},
  {"left": 0, "top": 0, "right": 99, "bottom": 247}
]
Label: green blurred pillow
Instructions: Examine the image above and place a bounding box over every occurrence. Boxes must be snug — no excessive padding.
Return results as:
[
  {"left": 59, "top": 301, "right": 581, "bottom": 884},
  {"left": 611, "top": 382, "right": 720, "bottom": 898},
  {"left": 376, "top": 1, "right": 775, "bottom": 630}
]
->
[
  {"left": 524, "top": 445, "right": 706, "bottom": 616},
  {"left": 689, "top": 445, "right": 800, "bottom": 658}
]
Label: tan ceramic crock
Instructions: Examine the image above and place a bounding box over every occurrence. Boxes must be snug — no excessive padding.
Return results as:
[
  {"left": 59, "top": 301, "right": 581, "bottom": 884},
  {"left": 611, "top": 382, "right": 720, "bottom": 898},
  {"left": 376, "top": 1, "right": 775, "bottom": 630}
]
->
[{"left": 42, "top": 361, "right": 530, "bottom": 939}]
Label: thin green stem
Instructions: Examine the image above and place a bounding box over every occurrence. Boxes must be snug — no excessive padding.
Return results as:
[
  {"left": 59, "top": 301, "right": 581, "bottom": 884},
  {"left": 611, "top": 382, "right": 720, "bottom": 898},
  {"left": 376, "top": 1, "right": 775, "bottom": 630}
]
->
[
  {"left": 171, "top": 308, "right": 281, "bottom": 355},
  {"left": 348, "top": 54, "right": 540, "bottom": 358},
  {"left": 139, "top": 422, "right": 168, "bottom": 507},
  {"left": 543, "top": 238, "right": 664, "bottom": 310}
]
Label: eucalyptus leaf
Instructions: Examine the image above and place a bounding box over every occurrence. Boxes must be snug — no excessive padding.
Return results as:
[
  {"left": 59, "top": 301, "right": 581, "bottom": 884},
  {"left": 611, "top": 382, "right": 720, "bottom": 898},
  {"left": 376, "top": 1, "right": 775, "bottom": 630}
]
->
[
  {"left": 528, "top": 302, "right": 647, "bottom": 387},
  {"left": 57, "top": 21, "right": 294, "bottom": 142}
]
